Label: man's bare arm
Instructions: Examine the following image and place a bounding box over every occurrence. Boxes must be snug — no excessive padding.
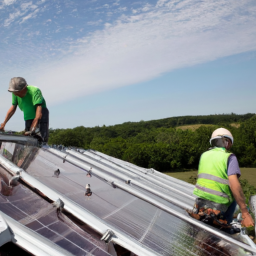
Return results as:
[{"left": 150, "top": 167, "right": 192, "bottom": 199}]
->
[
  {"left": 29, "top": 105, "right": 42, "bottom": 132},
  {"left": 0, "top": 105, "right": 17, "bottom": 131},
  {"left": 229, "top": 174, "right": 254, "bottom": 227}
]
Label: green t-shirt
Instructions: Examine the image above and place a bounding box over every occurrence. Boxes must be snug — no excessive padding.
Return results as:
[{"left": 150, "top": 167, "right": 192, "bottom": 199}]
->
[{"left": 12, "top": 85, "right": 47, "bottom": 121}]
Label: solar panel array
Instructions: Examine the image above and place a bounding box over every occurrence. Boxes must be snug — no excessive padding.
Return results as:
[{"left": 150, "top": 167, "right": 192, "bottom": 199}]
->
[
  {"left": 0, "top": 140, "right": 255, "bottom": 256},
  {"left": 0, "top": 164, "right": 111, "bottom": 255}
]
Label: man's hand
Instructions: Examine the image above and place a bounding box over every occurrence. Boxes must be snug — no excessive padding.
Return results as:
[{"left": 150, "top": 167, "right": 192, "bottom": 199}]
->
[
  {"left": 241, "top": 211, "right": 255, "bottom": 227},
  {"left": 24, "top": 131, "right": 32, "bottom": 136},
  {"left": 0, "top": 123, "right": 5, "bottom": 131},
  {"left": 0, "top": 105, "right": 17, "bottom": 131}
]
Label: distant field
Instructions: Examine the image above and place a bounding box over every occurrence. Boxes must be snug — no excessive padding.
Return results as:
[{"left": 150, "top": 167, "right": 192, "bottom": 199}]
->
[
  {"left": 176, "top": 123, "right": 240, "bottom": 131},
  {"left": 165, "top": 170, "right": 198, "bottom": 183},
  {"left": 166, "top": 168, "right": 256, "bottom": 187},
  {"left": 230, "top": 123, "right": 241, "bottom": 128},
  {"left": 176, "top": 124, "right": 215, "bottom": 131}
]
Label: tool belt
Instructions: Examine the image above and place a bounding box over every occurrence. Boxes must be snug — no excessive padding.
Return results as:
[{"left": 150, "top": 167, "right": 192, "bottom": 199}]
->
[
  {"left": 187, "top": 198, "right": 241, "bottom": 234},
  {"left": 187, "top": 198, "right": 231, "bottom": 228}
]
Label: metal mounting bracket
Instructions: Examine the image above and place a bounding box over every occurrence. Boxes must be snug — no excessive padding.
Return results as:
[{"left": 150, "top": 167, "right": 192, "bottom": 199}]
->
[
  {"left": 9, "top": 175, "right": 20, "bottom": 186},
  {"left": 53, "top": 198, "right": 64, "bottom": 210},
  {"left": 101, "top": 229, "right": 115, "bottom": 244}
]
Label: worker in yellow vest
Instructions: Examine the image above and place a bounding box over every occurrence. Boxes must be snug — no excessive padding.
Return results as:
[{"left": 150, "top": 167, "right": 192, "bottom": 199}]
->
[{"left": 192, "top": 128, "right": 254, "bottom": 228}]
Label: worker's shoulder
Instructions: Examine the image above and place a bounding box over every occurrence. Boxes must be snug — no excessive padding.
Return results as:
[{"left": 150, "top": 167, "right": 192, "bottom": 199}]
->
[
  {"left": 228, "top": 153, "right": 238, "bottom": 160},
  {"left": 27, "top": 85, "right": 42, "bottom": 93},
  {"left": 27, "top": 85, "right": 39, "bottom": 89}
]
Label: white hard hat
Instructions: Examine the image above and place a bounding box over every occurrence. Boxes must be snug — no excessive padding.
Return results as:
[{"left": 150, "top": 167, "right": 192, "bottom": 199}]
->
[{"left": 210, "top": 128, "right": 234, "bottom": 145}]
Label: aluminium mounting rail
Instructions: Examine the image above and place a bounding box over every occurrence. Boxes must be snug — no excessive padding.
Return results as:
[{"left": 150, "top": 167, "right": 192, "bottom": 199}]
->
[
  {"left": 49, "top": 147, "right": 192, "bottom": 209},
  {"left": 0, "top": 134, "right": 38, "bottom": 146},
  {"left": 80, "top": 149, "right": 195, "bottom": 199},
  {"left": 86, "top": 149, "right": 195, "bottom": 192},
  {"left": 88, "top": 149, "right": 195, "bottom": 190},
  {"left": 150, "top": 168, "right": 195, "bottom": 189},
  {"left": 45, "top": 148, "right": 256, "bottom": 255},
  {"left": 0, "top": 154, "right": 159, "bottom": 256},
  {"left": 90, "top": 149, "right": 196, "bottom": 188},
  {"left": 69, "top": 149, "right": 195, "bottom": 202}
]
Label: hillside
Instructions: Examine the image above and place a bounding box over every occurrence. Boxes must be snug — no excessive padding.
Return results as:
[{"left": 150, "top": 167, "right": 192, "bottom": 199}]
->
[{"left": 49, "top": 113, "right": 256, "bottom": 172}]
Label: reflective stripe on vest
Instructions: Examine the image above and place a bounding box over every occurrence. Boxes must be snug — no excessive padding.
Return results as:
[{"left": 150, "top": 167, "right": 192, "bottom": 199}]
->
[
  {"left": 195, "top": 184, "right": 230, "bottom": 199},
  {"left": 197, "top": 173, "right": 230, "bottom": 185}
]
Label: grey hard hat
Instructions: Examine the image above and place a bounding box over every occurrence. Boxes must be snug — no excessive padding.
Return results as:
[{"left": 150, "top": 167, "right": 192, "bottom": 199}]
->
[{"left": 8, "top": 77, "right": 28, "bottom": 92}]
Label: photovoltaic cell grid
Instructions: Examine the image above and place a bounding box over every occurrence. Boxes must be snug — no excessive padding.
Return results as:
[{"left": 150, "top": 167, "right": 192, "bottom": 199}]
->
[
  {"left": 0, "top": 165, "right": 111, "bottom": 256},
  {"left": 10, "top": 146, "right": 250, "bottom": 256}
]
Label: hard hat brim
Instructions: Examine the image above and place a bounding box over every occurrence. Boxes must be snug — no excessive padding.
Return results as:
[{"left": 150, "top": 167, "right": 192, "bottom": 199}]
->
[
  {"left": 210, "top": 135, "right": 234, "bottom": 145},
  {"left": 8, "top": 84, "right": 27, "bottom": 92}
]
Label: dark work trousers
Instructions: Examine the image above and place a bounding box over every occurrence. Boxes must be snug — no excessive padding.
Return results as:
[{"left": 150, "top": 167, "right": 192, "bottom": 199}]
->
[
  {"left": 25, "top": 108, "right": 49, "bottom": 143},
  {"left": 223, "top": 200, "right": 237, "bottom": 224}
]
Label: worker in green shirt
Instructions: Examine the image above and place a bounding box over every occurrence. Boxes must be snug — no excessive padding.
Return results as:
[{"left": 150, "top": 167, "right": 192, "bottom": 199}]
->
[{"left": 0, "top": 77, "right": 49, "bottom": 143}]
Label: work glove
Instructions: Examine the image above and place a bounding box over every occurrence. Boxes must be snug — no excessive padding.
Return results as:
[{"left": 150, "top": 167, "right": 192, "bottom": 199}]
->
[{"left": 241, "top": 212, "right": 255, "bottom": 227}]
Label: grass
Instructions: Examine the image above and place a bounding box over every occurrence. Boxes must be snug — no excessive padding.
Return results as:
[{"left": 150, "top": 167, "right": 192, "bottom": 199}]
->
[
  {"left": 176, "top": 124, "right": 215, "bottom": 131},
  {"left": 165, "top": 170, "right": 198, "bottom": 183},
  {"left": 166, "top": 168, "right": 256, "bottom": 187},
  {"left": 230, "top": 123, "right": 241, "bottom": 128},
  {"left": 176, "top": 123, "right": 240, "bottom": 131},
  {"left": 240, "top": 168, "right": 256, "bottom": 187}
]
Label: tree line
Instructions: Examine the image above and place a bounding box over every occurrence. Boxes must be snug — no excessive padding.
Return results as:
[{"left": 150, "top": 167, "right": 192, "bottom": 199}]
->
[{"left": 48, "top": 113, "right": 256, "bottom": 172}]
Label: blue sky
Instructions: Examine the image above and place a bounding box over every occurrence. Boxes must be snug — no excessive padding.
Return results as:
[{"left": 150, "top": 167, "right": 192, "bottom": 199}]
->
[{"left": 0, "top": 0, "right": 255, "bottom": 130}]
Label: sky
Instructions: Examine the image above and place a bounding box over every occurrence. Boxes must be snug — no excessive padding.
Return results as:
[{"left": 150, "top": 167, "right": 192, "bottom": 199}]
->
[{"left": 0, "top": 0, "right": 255, "bottom": 131}]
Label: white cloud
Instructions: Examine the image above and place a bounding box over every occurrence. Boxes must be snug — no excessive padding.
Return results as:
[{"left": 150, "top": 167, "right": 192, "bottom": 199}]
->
[
  {"left": 113, "top": 0, "right": 120, "bottom": 6},
  {"left": 20, "top": 8, "right": 39, "bottom": 23},
  {"left": 156, "top": 0, "right": 168, "bottom": 8},
  {"left": 21, "top": 2, "right": 33, "bottom": 10},
  {"left": 24, "top": 0, "right": 256, "bottom": 106},
  {"left": 87, "top": 19, "right": 102, "bottom": 26},
  {"left": 142, "top": 3, "right": 152, "bottom": 12},
  {"left": 104, "top": 22, "right": 111, "bottom": 28},
  {"left": 4, "top": 1, "right": 39, "bottom": 26},
  {"left": 4, "top": 10, "right": 21, "bottom": 26},
  {"left": 77, "top": 38, "right": 88, "bottom": 43},
  {"left": 118, "top": 7, "right": 127, "bottom": 12},
  {"left": 3, "top": 0, "right": 16, "bottom": 6}
]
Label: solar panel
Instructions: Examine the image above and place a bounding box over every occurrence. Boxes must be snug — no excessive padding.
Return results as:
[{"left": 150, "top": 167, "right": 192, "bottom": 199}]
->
[
  {"left": 0, "top": 164, "right": 111, "bottom": 256},
  {"left": 0, "top": 139, "right": 255, "bottom": 256},
  {"left": 13, "top": 147, "right": 254, "bottom": 255}
]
